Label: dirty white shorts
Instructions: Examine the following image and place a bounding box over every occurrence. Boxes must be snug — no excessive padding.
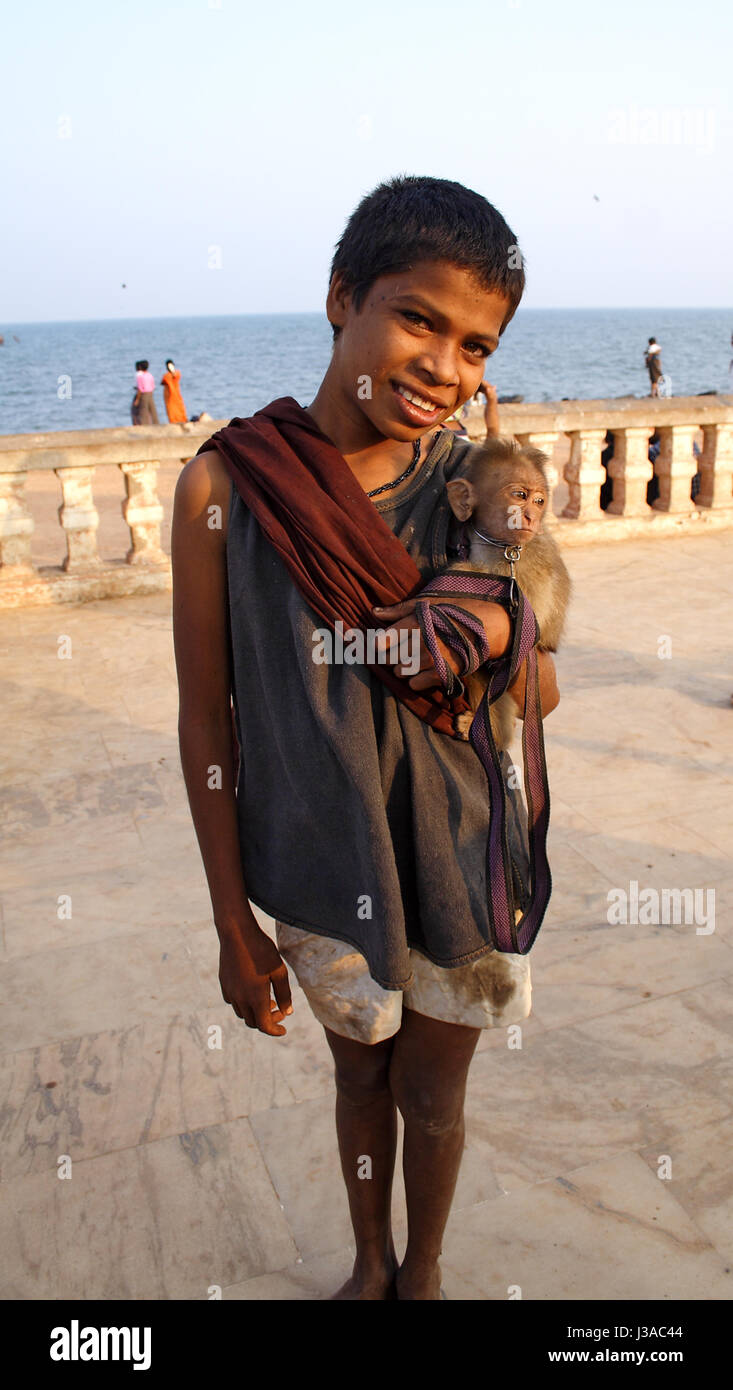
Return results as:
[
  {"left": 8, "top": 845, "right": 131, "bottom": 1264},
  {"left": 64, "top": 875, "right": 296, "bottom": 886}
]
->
[{"left": 275, "top": 920, "right": 532, "bottom": 1045}]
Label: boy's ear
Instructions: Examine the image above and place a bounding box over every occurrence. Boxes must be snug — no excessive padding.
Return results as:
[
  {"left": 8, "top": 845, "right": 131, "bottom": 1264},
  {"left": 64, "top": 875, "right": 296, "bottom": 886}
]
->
[
  {"left": 326, "top": 271, "right": 353, "bottom": 331},
  {"left": 445, "top": 477, "right": 476, "bottom": 522}
]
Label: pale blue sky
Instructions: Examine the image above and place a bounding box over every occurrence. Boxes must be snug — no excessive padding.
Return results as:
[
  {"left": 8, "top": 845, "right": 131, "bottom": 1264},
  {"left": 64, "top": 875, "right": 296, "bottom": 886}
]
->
[{"left": 2, "top": 0, "right": 731, "bottom": 322}]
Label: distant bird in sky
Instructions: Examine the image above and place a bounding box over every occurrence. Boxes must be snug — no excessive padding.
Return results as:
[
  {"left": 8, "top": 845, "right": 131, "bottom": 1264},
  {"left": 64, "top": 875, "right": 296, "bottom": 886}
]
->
[
  {"left": 121, "top": 283, "right": 127, "bottom": 288},
  {"left": 593, "top": 194, "right": 600, "bottom": 202}
]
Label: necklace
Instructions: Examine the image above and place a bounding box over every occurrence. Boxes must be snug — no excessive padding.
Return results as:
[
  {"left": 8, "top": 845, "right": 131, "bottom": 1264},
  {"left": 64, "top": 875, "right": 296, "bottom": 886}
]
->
[{"left": 366, "top": 439, "right": 422, "bottom": 498}]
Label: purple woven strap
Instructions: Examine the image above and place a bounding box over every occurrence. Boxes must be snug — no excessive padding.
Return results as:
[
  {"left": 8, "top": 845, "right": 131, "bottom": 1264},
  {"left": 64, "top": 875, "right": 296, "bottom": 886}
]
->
[{"left": 414, "top": 572, "right": 552, "bottom": 954}]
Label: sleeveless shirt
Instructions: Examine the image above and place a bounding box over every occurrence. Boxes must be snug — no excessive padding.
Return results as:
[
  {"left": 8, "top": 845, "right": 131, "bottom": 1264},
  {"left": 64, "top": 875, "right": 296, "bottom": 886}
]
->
[{"left": 224, "top": 425, "right": 530, "bottom": 991}]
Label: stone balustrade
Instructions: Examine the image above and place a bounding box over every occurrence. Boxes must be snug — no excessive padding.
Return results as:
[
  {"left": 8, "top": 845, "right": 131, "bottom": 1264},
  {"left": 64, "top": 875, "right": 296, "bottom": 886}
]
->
[
  {"left": 0, "top": 422, "right": 221, "bottom": 607},
  {"left": 1, "top": 398, "right": 732, "bottom": 607},
  {"left": 464, "top": 394, "right": 733, "bottom": 543}
]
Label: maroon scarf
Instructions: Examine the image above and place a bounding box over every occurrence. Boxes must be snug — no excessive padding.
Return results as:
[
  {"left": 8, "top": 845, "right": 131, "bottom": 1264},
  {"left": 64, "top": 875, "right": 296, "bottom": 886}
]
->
[{"left": 198, "top": 395, "right": 472, "bottom": 735}]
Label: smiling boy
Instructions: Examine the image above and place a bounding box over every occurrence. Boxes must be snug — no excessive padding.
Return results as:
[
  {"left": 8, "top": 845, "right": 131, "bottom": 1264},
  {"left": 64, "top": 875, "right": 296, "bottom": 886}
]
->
[{"left": 171, "top": 175, "right": 559, "bottom": 1301}]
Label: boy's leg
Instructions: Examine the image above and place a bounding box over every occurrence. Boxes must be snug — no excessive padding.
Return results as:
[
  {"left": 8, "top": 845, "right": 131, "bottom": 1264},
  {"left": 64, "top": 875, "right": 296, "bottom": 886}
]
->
[
  {"left": 388, "top": 1006, "right": 482, "bottom": 1300},
  {"left": 322, "top": 1025, "right": 400, "bottom": 1300}
]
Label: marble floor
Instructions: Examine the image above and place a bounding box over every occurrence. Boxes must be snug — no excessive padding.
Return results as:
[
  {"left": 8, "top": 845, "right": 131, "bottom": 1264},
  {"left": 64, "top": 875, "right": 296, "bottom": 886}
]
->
[{"left": 1, "top": 530, "right": 732, "bottom": 1300}]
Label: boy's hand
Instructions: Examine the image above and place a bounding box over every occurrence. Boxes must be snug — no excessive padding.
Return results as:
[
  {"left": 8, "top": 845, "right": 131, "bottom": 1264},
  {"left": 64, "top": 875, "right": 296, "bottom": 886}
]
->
[
  {"left": 218, "top": 922, "right": 293, "bottom": 1036},
  {"left": 372, "top": 596, "right": 511, "bottom": 693},
  {"left": 372, "top": 598, "right": 458, "bottom": 691}
]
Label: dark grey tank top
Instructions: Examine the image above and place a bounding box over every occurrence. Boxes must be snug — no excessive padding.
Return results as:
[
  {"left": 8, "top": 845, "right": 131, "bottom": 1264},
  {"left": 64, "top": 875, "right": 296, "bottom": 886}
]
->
[{"left": 224, "top": 426, "right": 529, "bottom": 991}]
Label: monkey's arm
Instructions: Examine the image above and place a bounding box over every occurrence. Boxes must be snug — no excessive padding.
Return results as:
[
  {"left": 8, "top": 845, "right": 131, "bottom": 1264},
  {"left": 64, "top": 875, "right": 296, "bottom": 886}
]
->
[{"left": 465, "top": 650, "right": 559, "bottom": 717}]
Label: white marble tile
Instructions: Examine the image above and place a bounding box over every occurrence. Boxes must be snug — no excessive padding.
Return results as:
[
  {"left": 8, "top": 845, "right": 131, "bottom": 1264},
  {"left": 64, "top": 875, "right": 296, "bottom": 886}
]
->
[
  {"left": 224, "top": 1246, "right": 357, "bottom": 1300},
  {"left": 0, "top": 1005, "right": 307, "bottom": 1181},
  {"left": 0, "top": 760, "right": 166, "bottom": 838},
  {"left": 563, "top": 814, "right": 729, "bottom": 889},
  {"left": 638, "top": 1115, "right": 733, "bottom": 1267},
  {"left": 439, "top": 1149, "right": 732, "bottom": 1300},
  {"left": 529, "top": 921, "right": 733, "bottom": 1030},
  {"left": 1, "top": 847, "right": 211, "bottom": 958},
  {"left": 1, "top": 733, "right": 113, "bottom": 791},
  {"left": 465, "top": 981, "right": 733, "bottom": 1191},
  {"left": 0, "top": 925, "right": 205, "bottom": 1052},
  {"left": 0, "top": 1117, "right": 297, "bottom": 1299},
  {"left": 2, "top": 809, "right": 144, "bottom": 877},
  {"left": 248, "top": 1095, "right": 353, "bottom": 1261}
]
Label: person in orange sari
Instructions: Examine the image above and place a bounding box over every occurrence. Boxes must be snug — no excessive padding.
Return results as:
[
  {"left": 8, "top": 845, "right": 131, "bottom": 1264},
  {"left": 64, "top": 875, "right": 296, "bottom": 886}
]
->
[{"left": 161, "top": 359, "right": 188, "bottom": 423}]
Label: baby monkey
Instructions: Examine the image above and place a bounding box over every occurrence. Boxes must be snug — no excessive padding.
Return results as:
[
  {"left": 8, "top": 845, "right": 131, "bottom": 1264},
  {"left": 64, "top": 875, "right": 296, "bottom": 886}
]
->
[{"left": 443, "top": 435, "right": 571, "bottom": 749}]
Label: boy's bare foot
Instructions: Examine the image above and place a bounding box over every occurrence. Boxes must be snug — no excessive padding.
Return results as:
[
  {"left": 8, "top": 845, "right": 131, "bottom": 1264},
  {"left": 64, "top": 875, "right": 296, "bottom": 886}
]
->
[
  {"left": 330, "top": 1257, "right": 399, "bottom": 1300},
  {"left": 394, "top": 1261, "right": 443, "bottom": 1300}
]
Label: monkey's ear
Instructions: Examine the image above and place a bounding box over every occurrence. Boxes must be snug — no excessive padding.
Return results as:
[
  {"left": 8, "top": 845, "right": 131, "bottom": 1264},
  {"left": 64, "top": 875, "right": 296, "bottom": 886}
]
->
[{"left": 445, "top": 477, "right": 476, "bottom": 521}]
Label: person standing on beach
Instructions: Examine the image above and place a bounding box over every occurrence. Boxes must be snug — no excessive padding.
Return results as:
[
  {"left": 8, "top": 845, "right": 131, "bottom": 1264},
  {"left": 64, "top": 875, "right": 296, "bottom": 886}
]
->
[
  {"left": 645, "top": 337, "right": 663, "bottom": 397},
  {"left": 130, "top": 361, "right": 144, "bottom": 424},
  {"left": 161, "top": 358, "right": 188, "bottom": 423},
  {"left": 132, "top": 359, "right": 160, "bottom": 425},
  {"left": 171, "top": 175, "right": 560, "bottom": 1301}
]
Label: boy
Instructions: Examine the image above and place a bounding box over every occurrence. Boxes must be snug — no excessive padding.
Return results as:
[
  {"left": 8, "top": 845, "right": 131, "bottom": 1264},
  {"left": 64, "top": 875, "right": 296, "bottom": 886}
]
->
[{"left": 171, "top": 175, "right": 559, "bottom": 1301}]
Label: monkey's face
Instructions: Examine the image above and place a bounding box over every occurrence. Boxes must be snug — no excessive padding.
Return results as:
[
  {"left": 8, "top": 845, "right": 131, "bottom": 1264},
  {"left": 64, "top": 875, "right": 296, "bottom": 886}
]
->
[{"left": 472, "top": 465, "right": 547, "bottom": 543}]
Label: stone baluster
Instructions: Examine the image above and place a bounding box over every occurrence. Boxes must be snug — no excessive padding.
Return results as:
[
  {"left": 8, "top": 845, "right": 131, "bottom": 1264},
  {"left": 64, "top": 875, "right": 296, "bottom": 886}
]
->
[
  {"left": 651, "top": 425, "right": 698, "bottom": 513},
  {"left": 0, "top": 469, "right": 35, "bottom": 571},
  {"left": 696, "top": 423, "right": 733, "bottom": 509},
  {"left": 119, "top": 461, "right": 166, "bottom": 564},
  {"left": 514, "top": 432, "right": 560, "bottom": 524},
  {"left": 561, "top": 429, "right": 607, "bottom": 520},
  {"left": 605, "top": 426, "right": 654, "bottom": 516},
  {"left": 55, "top": 465, "right": 102, "bottom": 571}
]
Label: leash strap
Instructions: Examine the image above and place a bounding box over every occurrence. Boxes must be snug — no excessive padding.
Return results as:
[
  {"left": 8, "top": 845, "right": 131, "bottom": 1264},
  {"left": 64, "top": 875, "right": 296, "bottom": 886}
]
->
[{"left": 414, "top": 573, "right": 552, "bottom": 954}]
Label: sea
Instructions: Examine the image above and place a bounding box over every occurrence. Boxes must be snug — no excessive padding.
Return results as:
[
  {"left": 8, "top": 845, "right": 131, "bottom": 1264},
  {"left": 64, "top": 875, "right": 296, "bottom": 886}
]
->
[{"left": 1, "top": 308, "right": 731, "bottom": 436}]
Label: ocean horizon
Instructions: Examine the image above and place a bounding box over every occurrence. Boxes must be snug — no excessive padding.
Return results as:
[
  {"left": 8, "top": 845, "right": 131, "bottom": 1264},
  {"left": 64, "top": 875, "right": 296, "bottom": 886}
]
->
[{"left": 1, "top": 307, "right": 731, "bottom": 436}]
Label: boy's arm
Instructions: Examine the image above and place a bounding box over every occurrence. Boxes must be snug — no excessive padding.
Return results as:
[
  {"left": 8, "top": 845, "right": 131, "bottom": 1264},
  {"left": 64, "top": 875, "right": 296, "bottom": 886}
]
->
[{"left": 172, "top": 451, "right": 292, "bottom": 1036}]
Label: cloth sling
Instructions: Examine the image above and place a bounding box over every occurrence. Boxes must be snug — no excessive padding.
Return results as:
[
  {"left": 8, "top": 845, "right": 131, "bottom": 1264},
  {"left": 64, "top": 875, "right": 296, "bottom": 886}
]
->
[{"left": 200, "top": 396, "right": 551, "bottom": 953}]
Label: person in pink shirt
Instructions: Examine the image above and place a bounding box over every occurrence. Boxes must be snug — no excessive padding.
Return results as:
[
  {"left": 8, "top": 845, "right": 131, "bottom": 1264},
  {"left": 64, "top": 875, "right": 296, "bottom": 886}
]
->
[{"left": 132, "top": 359, "right": 160, "bottom": 425}]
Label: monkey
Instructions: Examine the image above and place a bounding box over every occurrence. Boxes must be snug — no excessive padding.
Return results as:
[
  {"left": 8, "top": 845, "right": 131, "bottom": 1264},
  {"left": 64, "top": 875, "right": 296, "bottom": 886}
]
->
[{"left": 442, "top": 435, "right": 572, "bottom": 750}]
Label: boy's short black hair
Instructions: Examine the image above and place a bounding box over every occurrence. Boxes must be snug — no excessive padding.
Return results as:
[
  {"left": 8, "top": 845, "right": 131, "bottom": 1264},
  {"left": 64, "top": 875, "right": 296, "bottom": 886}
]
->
[
  {"left": 329, "top": 174, "right": 525, "bottom": 342},
  {"left": 139, "top": 359, "right": 149, "bottom": 371}
]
